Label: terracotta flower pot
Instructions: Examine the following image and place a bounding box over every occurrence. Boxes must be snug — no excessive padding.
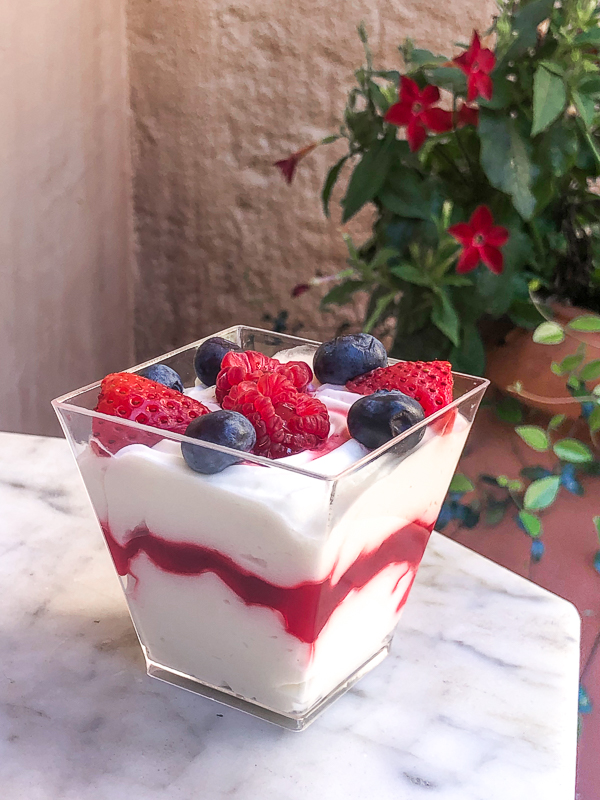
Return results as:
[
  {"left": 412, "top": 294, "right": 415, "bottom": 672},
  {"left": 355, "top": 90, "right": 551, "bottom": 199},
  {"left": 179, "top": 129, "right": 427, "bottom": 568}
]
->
[{"left": 486, "top": 303, "right": 600, "bottom": 419}]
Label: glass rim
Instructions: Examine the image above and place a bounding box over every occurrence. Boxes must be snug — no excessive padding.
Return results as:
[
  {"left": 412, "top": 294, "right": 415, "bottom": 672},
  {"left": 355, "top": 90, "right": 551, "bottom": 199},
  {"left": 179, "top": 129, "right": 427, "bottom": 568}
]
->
[{"left": 52, "top": 325, "right": 490, "bottom": 482}]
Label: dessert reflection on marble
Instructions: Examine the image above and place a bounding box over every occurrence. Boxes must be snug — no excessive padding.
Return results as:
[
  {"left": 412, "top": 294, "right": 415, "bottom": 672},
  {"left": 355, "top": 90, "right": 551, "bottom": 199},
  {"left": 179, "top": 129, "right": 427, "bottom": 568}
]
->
[{"left": 0, "top": 431, "right": 579, "bottom": 800}]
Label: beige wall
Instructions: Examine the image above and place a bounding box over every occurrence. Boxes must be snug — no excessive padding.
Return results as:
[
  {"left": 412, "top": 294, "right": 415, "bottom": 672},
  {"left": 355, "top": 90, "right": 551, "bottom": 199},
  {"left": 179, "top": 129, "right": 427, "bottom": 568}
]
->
[
  {"left": 128, "top": 0, "right": 496, "bottom": 360},
  {"left": 0, "top": 1, "right": 134, "bottom": 435},
  {"left": 0, "top": 0, "right": 496, "bottom": 437}
]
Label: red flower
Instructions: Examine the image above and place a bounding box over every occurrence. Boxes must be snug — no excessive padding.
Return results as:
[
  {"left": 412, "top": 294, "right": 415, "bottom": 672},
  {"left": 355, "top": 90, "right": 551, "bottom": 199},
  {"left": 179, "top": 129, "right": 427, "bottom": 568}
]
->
[
  {"left": 274, "top": 143, "right": 317, "bottom": 185},
  {"left": 453, "top": 31, "right": 495, "bottom": 102},
  {"left": 384, "top": 77, "right": 453, "bottom": 152},
  {"left": 456, "top": 102, "right": 479, "bottom": 129},
  {"left": 448, "top": 206, "right": 509, "bottom": 274},
  {"left": 291, "top": 283, "right": 311, "bottom": 298}
]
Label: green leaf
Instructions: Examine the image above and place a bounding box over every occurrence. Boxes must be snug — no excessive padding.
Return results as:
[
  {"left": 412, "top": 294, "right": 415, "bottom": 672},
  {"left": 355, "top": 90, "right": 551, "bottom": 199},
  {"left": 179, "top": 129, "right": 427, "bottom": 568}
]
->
[
  {"left": 594, "top": 516, "right": 600, "bottom": 543},
  {"left": 485, "top": 499, "right": 509, "bottom": 526},
  {"left": 341, "top": 134, "right": 394, "bottom": 222},
  {"left": 515, "top": 425, "right": 550, "bottom": 452},
  {"left": 368, "top": 80, "right": 392, "bottom": 114},
  {"left": 568, "top": 315, "right": 600, "bottom": 332},
  {"left": 378, "top": 168, "right": 435, "bottom": 221},
  {"left": 588, "top": 405, "right": 600, "bottom": 434},
  {"left": 575, "top": 29, "right": 600, "bottom": 47},
  {"left": 523, "top": 475, "right": 560, "bottom": 511},
  {"left": 573, "top": 90, "right": 596, "bottom": 130},
  {"left": 443, "top": 275, "right": 473, "bottom": 287},
  {"left": 368, "top": 247, "right": 400, "bottom": 273},
  {"left": 449, "top": 473, "right": 475, "bottom": 494},
  {"left": 533, "top": 321, "right": 565, "bottom": 344},
  {"left": 479, "top": 111, "right": 537, "bottom": 220},
  {"left": 540, "top": 123, "right": 579, "bottom": 177},
  {"left": 390, "top": 263, "right": 431, "bottom": 286},
  {"left": 408, "top": 48, "right": 447, "bottom": 68},
  {"left": 363, "top": 291, "right": 396, "bottom": 333},
  {"left": 538, "top": 60, "right": 564, "bottom": 77},
  {"left": 518, "top": 511, "right": 542, "bottom": 538},
  {"left": 431, "top": 289, "right": 461, "bottom": 347},
  {"left": 320, "top": 280, "right": 367, "bottom": 307},
  {"left": 322, "top": 156, "right": 349, "bottom": 217},
  {"left": 509, "top": 298, "right": 545, "bottom": 329},
  {"left": 553, "top": 439, "right": 594, "bottom": 463},
  {"left": 495, "top": 395, "right": 523, "bottom": 424},
  {"left": 428, "top": 67, "right": 467, "bottom": 93},
  {"left": 548, "top": 414, "right": 566, "bottom": 430},
  {"left": 532, "top": 66, "right": 567, "bottom": 136},
  {"left": 578, "top": 76, "right": 600, "bottom": 96},
  {"left": 553, "top": 352, "right": 585, "bottom": 375},
  {"left": 580, "top": 359, "right": 600, "bottom": 381},
  {"left": 450, "top": 322, "right": 486, "bottom": 376},
  {"left": 345, "top": 109, "right": 380, "bottom": 148},
  {"left": 501, "top": 0, "right": 555, "bottom": 61}
]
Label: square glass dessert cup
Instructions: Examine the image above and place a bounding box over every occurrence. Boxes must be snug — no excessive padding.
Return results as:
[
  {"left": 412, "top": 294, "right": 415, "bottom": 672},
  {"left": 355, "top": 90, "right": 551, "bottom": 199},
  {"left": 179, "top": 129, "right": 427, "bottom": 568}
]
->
[{"left": 53, "top": 326, "right": 488, "bottom": 730}]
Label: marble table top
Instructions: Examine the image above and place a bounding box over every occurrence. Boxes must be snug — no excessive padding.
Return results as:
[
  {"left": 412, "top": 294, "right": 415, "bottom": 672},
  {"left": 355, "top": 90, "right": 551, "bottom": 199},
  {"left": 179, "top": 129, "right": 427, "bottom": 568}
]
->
[{"left": 0, "top": 431, "right": 580, "bottom": 800}]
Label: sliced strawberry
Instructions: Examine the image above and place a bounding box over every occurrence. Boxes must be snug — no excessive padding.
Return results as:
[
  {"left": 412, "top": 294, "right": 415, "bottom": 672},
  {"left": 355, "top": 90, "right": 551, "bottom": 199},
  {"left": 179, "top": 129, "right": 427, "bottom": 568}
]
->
[
  {"left": 222, "top": 372, "right": 330, "bottom": 459},
  {"left": 346, "top": 360, "right": 454, "bottom": 417},
  {"left": 92, "top": 372, "right": 210, "bottom": 454},
  {"left": 215, "top": 350, "right": 312, "bottom": 403}
]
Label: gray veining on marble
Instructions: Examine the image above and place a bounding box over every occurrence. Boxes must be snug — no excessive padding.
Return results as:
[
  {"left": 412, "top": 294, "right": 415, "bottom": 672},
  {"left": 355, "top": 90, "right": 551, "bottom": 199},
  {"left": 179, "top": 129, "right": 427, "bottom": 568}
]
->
[{"left": 0, "top": 432, "right": 579, "bottom": 800}]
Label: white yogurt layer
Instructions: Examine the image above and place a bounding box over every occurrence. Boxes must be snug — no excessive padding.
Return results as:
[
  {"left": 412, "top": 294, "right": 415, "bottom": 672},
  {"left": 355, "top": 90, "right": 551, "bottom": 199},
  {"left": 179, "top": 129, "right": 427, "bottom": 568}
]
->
[{"left": 78, "top": 346, "right": 472, "bottom": 716}]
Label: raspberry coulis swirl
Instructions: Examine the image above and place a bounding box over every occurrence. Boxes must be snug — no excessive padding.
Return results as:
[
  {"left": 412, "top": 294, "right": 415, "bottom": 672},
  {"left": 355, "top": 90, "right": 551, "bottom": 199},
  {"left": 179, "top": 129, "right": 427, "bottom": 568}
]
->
[{"left": 102, "top": 520, "right": 433, "bottom": 644}]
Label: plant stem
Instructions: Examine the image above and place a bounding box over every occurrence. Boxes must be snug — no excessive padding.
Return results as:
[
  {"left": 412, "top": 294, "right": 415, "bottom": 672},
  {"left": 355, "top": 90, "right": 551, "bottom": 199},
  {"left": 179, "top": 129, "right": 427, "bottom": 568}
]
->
[{"left": 508, "top": 386, "right": 600, "bottom": 405}]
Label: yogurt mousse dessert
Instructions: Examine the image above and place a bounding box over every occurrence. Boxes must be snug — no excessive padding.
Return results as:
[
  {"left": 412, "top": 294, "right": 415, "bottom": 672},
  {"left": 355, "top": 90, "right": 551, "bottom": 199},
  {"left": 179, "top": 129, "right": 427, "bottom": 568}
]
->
[{"left": 53, "top": 326, "right": 488, "bottom": 729}]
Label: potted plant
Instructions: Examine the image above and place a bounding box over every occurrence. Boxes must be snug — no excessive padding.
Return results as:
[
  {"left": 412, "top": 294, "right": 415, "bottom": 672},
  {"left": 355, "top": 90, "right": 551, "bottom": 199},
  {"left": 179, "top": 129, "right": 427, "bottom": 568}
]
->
[{"left": 275, "top": 0, "right": 600, "bottom": 375}]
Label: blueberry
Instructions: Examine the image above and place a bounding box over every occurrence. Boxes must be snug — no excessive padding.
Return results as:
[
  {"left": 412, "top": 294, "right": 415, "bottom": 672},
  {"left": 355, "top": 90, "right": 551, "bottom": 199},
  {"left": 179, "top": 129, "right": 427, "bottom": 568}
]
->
[
  {"left": 194, "top": 337, "right": 242, "bottom": 385},
  {"left": 181, "top": 411, "right": 256, "bottom": 474},
  {"left": 347, "top": 390, "right": 425, "bottom": 450},
  {"left": 139, "top": 364, "right": 184, "bottom": 392},
  {"left": 313, "top": 333, "right": 387, "bottom": 385}
]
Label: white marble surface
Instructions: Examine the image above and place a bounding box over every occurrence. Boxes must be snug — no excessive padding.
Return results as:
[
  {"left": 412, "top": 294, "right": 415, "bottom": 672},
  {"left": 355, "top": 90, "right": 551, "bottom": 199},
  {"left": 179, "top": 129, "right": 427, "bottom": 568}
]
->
[{"left": 0, "top": 431, "right": 580, "bottom": 800}]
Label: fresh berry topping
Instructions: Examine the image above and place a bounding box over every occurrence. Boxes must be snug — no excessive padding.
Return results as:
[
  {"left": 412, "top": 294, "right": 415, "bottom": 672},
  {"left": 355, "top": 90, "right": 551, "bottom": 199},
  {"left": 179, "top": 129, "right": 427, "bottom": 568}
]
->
[
  {"left": 215, "top": 350, "right": 312, "bottom": 403},
  {"left": 139, "top": 363, "right": 184, "bottom": 392},
  {"left": 181, "top": 410, "right": 257, "bottom": 474},
  {"left": 194, "top": 337, "right": 242, "bottom": 386},
  {"left": 313, "top": 333, "right": 388, "bottom": 385},
  {"left": 222, "top": 372, "right": 330, "bottom": 459},
  {"left": 93, "top": 372, "right": 209, "bottom": 454},
  {"left": 346, "top": 360, "right": 453, "bottom": 417},
  {"left": 347, "top": 390, "right": 425, "bottom": 450}
]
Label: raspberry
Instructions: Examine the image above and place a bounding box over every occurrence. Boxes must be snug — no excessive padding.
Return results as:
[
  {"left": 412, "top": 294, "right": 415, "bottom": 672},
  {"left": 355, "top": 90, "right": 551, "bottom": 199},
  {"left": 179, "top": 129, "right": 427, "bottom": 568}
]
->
[
  {"left": 346, "top": 360, "right": 453, "bottom": 417},
  {"left": 92, "top": 372, "right": 210, "bottom": 454},
  {"left": 215, "top": 350, "right": 312, "bottom": 403},
  {"left": 222, "top": 372, "right": 330, "bottom": 459}
]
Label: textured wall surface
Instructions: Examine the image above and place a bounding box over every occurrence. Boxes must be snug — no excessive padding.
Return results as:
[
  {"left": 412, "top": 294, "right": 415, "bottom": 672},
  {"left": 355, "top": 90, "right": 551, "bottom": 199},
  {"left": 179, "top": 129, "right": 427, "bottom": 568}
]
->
[
  {"left": 0, "top": 1, "right": 134, "bottom": 435},
  {"left": 128, "top": 0, "right": 496, "bottom": 359}
]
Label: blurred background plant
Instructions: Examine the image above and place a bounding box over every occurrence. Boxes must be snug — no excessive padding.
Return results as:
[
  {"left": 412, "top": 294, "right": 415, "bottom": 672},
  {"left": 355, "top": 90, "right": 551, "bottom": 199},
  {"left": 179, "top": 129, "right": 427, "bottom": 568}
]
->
[
  {"left": 439, "top": 307, "right": 600, "bottom": 566},
  {"left": 277, "top": 0, "right": 600, "bottom": 374}
]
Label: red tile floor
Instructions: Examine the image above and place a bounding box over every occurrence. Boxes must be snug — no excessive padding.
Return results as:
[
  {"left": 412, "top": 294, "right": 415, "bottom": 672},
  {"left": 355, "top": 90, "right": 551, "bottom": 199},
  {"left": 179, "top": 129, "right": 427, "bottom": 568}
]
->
[{"left": 443, "top": 406, "right": 599, "bottom": 799}]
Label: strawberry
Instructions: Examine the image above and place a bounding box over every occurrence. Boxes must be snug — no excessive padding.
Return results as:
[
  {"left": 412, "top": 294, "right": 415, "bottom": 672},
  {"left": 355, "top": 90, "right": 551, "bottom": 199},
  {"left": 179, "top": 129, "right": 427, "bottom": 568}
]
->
[
  {"left": 222, "top": 372, "right": 330, "bottom": 459},
  {"left": 215, "top": 350, "right": 312, "bottom": 403},
  {"left": 346, "top": 360, "right": 454, "bottom": 417},
  {"left": 92, "top": 372, "right": 209, "bottom": 454}
]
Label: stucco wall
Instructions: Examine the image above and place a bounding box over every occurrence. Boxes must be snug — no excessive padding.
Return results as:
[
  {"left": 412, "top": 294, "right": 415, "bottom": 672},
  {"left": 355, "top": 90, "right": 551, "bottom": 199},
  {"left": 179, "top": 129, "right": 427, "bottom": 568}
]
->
[
  {"left": 0, "top": 1, "right": 134, "bottom": 435},
  {"left": 128, "top": 0, "right": 496, "bottom": 360}
]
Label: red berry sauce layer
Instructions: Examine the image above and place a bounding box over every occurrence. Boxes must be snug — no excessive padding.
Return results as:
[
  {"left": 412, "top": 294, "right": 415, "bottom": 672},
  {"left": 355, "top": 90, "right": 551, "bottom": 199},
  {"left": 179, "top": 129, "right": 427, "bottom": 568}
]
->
[{"left": 102, "top": 519, "right": 433, "bottom": 645}]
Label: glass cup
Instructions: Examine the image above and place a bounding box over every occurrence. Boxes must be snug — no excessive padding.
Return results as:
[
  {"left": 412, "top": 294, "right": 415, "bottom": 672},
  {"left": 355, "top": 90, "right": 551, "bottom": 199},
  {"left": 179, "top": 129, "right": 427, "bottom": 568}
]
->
[{"left": 53, "top": 326, "right": 488, "bottom": 730}]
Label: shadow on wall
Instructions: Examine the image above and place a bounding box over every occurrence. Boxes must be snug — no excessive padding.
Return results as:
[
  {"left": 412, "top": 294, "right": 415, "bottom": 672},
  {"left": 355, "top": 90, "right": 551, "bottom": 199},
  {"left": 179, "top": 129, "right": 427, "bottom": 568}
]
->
[
  {"left": 1, "top": 0, "right": 134, "bottom": 436},
  {"left": 127, "top": 0, "right": 497, "bottom": 360}
]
